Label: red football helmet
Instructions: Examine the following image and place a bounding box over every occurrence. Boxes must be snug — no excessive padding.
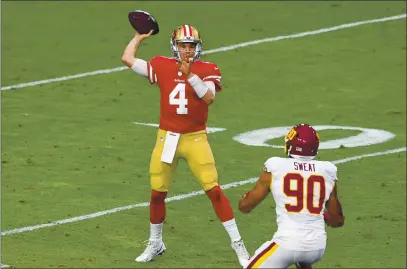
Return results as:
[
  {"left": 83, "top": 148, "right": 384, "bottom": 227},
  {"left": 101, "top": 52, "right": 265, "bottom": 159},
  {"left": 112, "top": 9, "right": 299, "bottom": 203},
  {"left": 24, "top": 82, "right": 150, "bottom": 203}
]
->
[{"left": 284, "top": 124, "right": 320, "bottom": 157}]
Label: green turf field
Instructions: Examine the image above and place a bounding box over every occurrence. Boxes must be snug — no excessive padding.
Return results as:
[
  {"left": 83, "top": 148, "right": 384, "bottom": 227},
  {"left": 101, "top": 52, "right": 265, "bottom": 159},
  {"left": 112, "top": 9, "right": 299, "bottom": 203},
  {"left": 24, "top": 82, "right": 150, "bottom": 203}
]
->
[{"left": 1, "top": 1, "right": 406, "bottom": 268}]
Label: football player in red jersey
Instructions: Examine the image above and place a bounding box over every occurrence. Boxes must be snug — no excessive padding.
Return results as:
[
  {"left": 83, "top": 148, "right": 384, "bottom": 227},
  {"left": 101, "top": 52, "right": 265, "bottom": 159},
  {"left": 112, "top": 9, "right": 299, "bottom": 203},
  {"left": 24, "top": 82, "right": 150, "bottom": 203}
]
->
[{"left": 122, "top": 25, "right": 250, "bottom": 266}]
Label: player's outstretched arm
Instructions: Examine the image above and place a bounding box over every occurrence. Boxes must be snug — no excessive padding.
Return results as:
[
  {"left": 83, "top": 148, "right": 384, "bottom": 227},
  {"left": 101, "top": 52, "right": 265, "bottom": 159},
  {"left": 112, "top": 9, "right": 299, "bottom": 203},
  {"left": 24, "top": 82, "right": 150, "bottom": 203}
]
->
[
  {"left": 121, "top": 30, "right": 153, "bottom": 72},
  {"left": 324, "top": 183, "right": 345, "bottom": 228},
  {"left": 238, "top": 171, "right": 271, "bottom": 213}
]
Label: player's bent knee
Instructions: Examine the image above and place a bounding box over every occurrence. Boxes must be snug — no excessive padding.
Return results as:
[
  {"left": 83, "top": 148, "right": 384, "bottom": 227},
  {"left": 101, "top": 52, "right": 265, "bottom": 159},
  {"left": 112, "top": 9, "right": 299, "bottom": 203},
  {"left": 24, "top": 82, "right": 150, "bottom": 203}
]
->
[
  {"left": 202, "top": 181, "right": 219, "bottom": 192},
  {"left": 150, "top": 174, "right": 170, "bottom": 192},
  {"left": 196, "top": 164, "right": 219, "bottom": 191},
  {"left": 201, "top": 176, "right": 219, "bottom": 192}
]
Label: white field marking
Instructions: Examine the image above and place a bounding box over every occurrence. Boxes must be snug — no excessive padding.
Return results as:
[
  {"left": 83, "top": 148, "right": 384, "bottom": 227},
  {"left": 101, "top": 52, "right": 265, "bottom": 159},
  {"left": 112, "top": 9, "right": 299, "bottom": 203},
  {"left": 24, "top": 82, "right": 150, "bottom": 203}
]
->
[
  {"left": 0, "top": 264, "right": 10, "bottom": 268},
  {"left": 1, "top": 147, "right": 405, "bottom": 236},
  {"left": 1, "top": 14, "right": 406, "bottom": 91},
  {"left": 133, "top": 122, "right": 226, "bottom": 134},
  {"left": 233, "top": 125, "right": 396, "bottom": 149},
  {"left": 331, "top": 147, "right": 406, "bottom": 164}
]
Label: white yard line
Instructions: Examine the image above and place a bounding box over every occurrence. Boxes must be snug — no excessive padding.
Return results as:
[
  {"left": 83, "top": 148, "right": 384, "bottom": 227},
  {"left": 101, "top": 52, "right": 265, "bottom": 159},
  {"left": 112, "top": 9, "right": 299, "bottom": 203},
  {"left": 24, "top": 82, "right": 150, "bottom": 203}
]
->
[
  {"left": 1, "top": 147, "right": 405, "bottom": 236},
  {"left": 133, "top": 122, "right": 227, "bottom": 134},
  {"left": 1, "top": 14, "right": 406, "bottom": 91}
]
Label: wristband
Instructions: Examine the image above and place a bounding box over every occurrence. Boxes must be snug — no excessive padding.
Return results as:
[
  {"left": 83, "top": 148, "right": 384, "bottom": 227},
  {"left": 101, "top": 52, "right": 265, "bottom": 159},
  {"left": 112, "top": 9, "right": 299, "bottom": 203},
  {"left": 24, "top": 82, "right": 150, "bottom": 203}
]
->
[{"left": 188, "top": 74, "right": 208, "bottom": 98}]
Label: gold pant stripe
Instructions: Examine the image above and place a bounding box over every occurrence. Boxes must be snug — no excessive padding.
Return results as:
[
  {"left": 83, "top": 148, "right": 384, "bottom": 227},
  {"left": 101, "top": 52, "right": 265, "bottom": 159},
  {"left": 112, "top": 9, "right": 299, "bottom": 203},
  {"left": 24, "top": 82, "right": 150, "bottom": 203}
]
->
[{"left": 249, "top": 242, "right": 279, "bottom": 268}]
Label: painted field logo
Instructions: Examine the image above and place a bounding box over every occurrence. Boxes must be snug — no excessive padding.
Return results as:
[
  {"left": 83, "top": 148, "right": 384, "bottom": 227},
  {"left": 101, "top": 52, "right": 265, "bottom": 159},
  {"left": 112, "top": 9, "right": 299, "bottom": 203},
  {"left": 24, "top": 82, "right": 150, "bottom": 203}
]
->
[{"left": 232, "top": 125, "right": 396, "bottom": 149}]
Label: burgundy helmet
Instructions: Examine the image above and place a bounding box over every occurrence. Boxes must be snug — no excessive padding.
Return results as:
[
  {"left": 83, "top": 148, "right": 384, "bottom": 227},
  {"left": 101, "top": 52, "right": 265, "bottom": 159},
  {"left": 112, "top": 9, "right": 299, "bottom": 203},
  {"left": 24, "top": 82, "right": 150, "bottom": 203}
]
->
[{"left": 284, "top": 124, "right": 320, "bottom": 157}]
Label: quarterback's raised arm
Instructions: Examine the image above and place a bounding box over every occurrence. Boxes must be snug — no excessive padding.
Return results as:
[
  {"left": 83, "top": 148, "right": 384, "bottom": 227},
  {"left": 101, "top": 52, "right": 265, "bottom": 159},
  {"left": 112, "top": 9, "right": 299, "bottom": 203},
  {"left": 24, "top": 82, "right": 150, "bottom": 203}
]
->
[
  {"left": 121, "top": 31, "right": 153, "bottom": 76},
  {"left": 238, "top": 170, "right": 271, "bottom": 213},
  {"left": 324, "top": 183, "right": 345, "bottom": 228}
]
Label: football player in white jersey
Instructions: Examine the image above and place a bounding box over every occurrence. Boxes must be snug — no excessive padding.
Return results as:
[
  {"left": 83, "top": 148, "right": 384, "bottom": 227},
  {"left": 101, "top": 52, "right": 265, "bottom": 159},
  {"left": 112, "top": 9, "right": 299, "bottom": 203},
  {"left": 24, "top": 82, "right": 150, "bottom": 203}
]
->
[{"left": 238, "top": 123, "right": 345, "bottom": 269}]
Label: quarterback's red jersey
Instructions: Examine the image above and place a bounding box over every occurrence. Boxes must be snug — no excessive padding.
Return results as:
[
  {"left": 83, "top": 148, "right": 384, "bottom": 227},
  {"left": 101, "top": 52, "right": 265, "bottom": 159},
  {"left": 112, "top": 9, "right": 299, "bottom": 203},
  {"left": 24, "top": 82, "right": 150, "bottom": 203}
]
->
[{"left": 147, "top": 56, "right": 222, "bottom": 134}]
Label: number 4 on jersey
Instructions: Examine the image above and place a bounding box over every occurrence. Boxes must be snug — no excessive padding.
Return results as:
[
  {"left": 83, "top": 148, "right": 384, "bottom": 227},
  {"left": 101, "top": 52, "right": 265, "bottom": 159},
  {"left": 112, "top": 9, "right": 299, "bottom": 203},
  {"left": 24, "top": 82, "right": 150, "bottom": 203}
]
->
[{"left": 169, "top": 83, "right": 188, "bottom": 115}]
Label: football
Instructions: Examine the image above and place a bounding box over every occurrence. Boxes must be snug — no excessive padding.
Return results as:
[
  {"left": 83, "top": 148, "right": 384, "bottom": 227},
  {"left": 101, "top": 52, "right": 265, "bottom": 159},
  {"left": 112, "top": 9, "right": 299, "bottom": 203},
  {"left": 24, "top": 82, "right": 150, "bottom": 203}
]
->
[{"left": 128, "top": 10, "right": 159, "bottom": 35}]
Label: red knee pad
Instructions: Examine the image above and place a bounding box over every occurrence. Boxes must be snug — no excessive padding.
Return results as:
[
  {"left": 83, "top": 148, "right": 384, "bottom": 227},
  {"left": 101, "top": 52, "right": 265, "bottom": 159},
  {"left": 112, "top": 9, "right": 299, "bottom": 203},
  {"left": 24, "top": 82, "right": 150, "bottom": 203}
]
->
[
  {"left": 205, "top": 185, "right": 222, "bottom": 201},
  {"left": 151, "top": 190, "right": 167, "bottom": 202}
]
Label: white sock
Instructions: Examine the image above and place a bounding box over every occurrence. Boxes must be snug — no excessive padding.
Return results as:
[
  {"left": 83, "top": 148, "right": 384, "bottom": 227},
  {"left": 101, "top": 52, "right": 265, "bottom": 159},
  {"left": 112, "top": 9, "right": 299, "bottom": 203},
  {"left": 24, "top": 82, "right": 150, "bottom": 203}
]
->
[
  {"left": 222, "top": 218, "right": 242, "bottom": 242},
  {"left": 149, "top": 222, "right": 163, "bottom": 241}
]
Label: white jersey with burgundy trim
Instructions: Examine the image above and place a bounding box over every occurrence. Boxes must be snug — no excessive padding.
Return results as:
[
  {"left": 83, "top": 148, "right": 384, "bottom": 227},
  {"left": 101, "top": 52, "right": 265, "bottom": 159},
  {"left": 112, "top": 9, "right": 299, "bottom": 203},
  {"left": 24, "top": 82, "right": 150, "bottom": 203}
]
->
[{"left": 264, "top": 156, "right": 338, "bottom": 250}]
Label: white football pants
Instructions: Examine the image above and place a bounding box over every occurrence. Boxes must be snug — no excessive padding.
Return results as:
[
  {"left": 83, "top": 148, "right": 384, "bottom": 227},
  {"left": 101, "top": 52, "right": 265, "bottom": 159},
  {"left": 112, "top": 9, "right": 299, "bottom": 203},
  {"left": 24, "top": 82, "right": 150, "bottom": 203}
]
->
[{"left": 245, "top": 240, "right": 325, "bottom": 269}]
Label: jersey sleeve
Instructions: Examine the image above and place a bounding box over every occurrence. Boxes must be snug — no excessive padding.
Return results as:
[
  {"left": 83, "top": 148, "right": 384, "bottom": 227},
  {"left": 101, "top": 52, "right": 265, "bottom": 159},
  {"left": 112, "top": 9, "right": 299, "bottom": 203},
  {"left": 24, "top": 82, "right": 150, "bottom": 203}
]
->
[
  {"left": 202, "top": 63, "right": 222, "bottom": 92},
  {"left": 325, "top": 162, "right": 338, "bottom": 181},
  {"left": 130, "top": 59, "right": 148, "bottom": 77},
  {"left": 146, "top": 56, "right": 161, "bottom": 84},
  {"left": 264, "top": 157, "right": 279, "bottom": 173}
]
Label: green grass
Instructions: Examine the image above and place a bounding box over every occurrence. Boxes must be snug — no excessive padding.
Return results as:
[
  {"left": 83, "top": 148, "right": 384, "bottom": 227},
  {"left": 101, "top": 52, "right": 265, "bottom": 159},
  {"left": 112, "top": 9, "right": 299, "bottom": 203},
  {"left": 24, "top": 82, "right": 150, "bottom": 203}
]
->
[{"left": 1, "top": 1, "right": 406, "bottom": 268}]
